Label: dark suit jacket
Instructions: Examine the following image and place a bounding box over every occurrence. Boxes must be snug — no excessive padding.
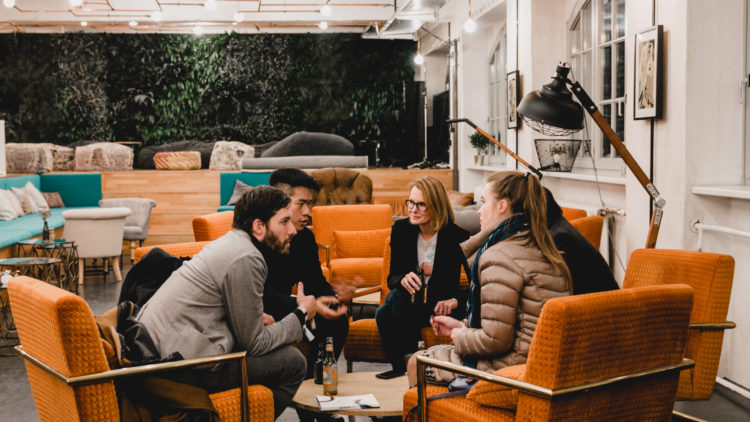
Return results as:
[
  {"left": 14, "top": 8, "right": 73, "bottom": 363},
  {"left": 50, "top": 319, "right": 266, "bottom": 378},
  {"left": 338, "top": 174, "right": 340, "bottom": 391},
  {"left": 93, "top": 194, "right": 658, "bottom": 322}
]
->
[
  {"left": 387, "top": 218, "right": 470, "bottom": 309},
  {"left": 261, "top": 227, "right": 335, "bottom": 322}
]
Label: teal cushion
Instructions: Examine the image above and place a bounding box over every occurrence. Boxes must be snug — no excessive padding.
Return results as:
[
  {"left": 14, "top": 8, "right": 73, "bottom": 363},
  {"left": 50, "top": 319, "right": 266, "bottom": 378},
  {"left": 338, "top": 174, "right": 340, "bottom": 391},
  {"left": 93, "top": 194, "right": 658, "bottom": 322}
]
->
[
  {"left": 220, "top": 172, "right": 270, "bottom": 205},
  {"left": 217, "top": 205, "right": 235, "bottom": 212},
  {"left": 0, "top": 207, "right": 96, "bottom": 249},
  {"left": 41, "top": 174, "right": 102, "bottom": 207},
  {"left": 0, "top": 175, "right": 41, "bottom": 191}
]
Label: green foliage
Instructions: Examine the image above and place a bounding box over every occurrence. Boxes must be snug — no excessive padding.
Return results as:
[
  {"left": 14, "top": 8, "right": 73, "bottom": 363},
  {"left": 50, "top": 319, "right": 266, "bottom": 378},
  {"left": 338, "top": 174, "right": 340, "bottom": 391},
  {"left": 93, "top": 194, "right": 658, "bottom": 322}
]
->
[
  {"left": 470, "top": 131, "right": 490, "bottom": 152},
  {"left": 0, "top": 33, "right": 414, "bottom": 146}
]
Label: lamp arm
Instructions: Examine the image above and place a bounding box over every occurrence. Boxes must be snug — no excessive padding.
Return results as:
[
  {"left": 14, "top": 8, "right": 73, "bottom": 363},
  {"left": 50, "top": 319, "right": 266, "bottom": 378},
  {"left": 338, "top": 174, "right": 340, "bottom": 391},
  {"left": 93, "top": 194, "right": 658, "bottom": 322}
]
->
[
  {"left": 446, "top": 118, "right": 543, "bottom": 178},
  {"left": 567, "top": 81, "right": 665, "bottom": 248}
]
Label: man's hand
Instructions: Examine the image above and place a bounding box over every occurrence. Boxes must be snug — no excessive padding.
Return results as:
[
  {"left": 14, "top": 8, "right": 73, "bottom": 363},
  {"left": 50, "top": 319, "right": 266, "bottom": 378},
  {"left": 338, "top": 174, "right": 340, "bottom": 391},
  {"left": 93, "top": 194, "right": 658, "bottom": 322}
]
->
[
  {"left": 316, "top": 296, "right": 348, "bottom": 320},
  {"left": 262, "top": 313, "right": 275, "bottom": 326},
  {"left": 331, "top": 276, "right": 363, "bottom": 302},
  {"left": 433, "top": 299, "right": 458, "bottom": 316},
  {"left": 430, "top": 315, "right": 464, "bottom": 337},
  {"left": 296, "top": 282, "right": 317, "bottom": 320},
  {"left": 400, "top": 271, "right": 422, "bottom": 294}
]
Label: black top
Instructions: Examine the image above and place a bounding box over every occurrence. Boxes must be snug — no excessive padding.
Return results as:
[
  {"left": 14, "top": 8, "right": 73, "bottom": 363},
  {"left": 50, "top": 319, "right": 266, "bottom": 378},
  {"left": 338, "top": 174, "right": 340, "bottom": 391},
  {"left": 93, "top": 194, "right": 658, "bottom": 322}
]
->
[
  {"left": 387, "top": 218, "right": 470, "bottom": 309},
  {"left": 261, "top": 227, "right": 335, "bottom": 321},
  {"left": 544, "top": 189, "right": 619, "bottom": 295}
]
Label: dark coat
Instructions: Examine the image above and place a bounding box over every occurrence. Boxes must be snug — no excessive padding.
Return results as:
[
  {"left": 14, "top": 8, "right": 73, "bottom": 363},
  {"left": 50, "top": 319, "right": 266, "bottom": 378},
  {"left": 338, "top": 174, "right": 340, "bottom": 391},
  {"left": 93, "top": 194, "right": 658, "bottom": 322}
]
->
[
  {"left": 261, "top": 227, "right": 335, "bottom": 322},
  {"left": 387, "top": 218, "right": 470, "bottom": 309}
]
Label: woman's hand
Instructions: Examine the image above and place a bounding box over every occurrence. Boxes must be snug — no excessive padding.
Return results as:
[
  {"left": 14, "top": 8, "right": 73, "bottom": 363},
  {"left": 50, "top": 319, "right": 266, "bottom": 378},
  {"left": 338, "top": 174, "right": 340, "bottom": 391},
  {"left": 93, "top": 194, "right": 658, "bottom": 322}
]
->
[
  {"left": 400, "top": 271, "right": 422, "bottom": 294},
  {"left": 430, "top": 315, "right": 464, "bottom": 337},
  {"left": 433, "top": 299, "right": 458, "bottom": 316}
]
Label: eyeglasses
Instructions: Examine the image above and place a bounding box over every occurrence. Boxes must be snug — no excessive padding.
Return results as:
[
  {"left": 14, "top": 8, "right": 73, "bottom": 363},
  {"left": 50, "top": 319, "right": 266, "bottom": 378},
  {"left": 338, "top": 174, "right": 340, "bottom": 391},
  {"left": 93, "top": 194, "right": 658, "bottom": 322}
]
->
[{"left": 405, "top": 199, "right": 428, "bottom": 212}]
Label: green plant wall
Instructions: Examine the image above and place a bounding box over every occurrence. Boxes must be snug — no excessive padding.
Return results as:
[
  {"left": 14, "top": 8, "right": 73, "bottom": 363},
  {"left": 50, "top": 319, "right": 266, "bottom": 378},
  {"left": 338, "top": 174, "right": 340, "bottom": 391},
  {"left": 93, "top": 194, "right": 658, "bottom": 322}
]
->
[{"left": 0, "top": 33, "right": 414, "bottom": 147}]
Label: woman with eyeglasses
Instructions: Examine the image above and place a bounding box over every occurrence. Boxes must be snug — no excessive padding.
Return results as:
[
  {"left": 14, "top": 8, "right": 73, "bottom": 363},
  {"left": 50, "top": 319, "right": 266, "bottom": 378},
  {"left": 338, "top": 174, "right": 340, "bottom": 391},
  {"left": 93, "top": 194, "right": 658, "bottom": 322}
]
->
[
  {"left": 406, "top": 171, "right": 571, "bottom": 387},
  {"left": 374, "top": 176, "right": 470, "bottom": 379}
]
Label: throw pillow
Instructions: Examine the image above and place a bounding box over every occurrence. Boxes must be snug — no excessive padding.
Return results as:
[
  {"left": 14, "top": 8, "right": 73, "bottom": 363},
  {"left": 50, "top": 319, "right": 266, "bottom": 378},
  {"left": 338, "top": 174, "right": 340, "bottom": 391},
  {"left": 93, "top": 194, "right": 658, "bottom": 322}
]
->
[
  {"left": 0, "top": 190, "right": 21, "bottom": 221},
  {"left": 2, "top": 189, "right": 24, "bottom": 217},
  {"left": 333, "top": 228, "right": 391, "bottom": 258},
  {"left": 24, "top": 181, "right": 49, "bottom": 210},
  {"left": 227, "top": 180, "right": 252, "bottom": 205},
  {"left": 465, "top": 364, "right": 526, "bottom": 410},
  {"left": 11, "top": 187, "right": 38, "bottom": 214},
  {"left": 41, "top": 192, "right": 66, "bottom": 208}
]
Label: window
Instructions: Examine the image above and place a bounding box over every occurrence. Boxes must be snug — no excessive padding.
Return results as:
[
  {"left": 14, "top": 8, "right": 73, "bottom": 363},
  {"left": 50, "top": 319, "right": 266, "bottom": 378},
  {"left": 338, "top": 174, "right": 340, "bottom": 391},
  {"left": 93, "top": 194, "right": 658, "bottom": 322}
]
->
[
  {"left": 487, "top": 31, "right": 507, "bottom": 166},
  {"left": 569, "top": 0, "right": 626, "bottom": 171}
]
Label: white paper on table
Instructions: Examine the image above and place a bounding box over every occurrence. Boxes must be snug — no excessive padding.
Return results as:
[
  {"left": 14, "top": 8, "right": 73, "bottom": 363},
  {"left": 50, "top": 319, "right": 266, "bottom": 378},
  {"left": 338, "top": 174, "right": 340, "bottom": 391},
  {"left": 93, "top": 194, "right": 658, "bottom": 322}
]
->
[{"left": 315, "top": 394, "right": 380, "bottom": 411}]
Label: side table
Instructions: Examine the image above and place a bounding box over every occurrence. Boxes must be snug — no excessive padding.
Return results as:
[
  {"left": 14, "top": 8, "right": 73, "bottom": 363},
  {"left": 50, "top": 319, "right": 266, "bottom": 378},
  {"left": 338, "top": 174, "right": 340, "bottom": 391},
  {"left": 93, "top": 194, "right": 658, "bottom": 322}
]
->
[
  {"left": 0, "top": 285, "right": 18, "bottom": 356},
  {"left": 0, "top": 257, "right": 63, "bottom": 290},
  {"left": 17, "top": 239, "right": 79, "bottom": 294}
]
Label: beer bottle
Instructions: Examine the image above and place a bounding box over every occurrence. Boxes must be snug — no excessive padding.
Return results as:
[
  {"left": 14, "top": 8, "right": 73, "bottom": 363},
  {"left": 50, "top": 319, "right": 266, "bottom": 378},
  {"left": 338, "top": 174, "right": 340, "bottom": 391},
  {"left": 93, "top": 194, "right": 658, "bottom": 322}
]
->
[
  {"left": 314, "top": 341, "right": 325, "bottom": 384},
  {"left": 322, "top": 337, "right": 337, "bottom": 395}
]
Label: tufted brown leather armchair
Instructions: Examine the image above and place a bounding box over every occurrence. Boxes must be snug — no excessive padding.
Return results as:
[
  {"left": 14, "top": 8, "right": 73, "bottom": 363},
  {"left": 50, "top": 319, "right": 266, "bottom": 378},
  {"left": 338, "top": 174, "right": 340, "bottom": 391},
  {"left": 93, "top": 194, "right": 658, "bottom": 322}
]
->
[{"left": 309, "top": 167, "right": 373, "bottom": 205}]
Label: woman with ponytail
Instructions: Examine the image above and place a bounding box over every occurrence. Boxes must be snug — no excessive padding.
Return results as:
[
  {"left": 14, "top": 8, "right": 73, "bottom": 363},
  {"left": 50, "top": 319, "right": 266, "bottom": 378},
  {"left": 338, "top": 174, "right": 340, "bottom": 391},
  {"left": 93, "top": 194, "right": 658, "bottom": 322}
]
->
[{"left": 407, "top": 171, "right": 571, "bottom": 385}]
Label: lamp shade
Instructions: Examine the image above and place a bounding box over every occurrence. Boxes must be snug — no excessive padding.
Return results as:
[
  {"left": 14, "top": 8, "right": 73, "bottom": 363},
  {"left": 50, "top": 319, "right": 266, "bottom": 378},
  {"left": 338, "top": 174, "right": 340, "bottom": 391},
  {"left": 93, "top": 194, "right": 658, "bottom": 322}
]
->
[{"left": 517, "top": 63, "right": 585, "bottom": 136}]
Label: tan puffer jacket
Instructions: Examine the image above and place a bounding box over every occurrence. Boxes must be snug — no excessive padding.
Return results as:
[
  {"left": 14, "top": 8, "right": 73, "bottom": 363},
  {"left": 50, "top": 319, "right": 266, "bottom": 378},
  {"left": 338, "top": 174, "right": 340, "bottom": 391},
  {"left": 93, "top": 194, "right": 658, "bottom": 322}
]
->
[{"left": 451, "top": 218, "right": 570, "bottom": 372}]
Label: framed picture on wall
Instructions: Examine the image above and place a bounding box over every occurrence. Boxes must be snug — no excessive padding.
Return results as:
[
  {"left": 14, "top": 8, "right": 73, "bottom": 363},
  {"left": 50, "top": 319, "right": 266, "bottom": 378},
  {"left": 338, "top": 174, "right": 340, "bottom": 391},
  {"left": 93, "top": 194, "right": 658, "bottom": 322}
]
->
[
  {"left": 633, "top": 25, "right": 663, "bottom": 120},
  {"left": 507, "top": 70, "right": 520, "bottom": 128}
]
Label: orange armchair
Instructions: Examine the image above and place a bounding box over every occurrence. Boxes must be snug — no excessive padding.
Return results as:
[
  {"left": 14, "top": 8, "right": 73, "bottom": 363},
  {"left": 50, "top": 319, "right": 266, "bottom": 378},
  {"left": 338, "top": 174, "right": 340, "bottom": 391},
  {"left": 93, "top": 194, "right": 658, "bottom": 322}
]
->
[
  {"left": 134, "top": 241, "right": 210, "bottom": 263},
  {"left": 405, "top": 285, "right": 695, "bottom": 422},
  {"left": 560, "top": 206, "right": 587, "bottom": 221},
  {"left": 311, "top": 204, "right": 393, "bottom": 289},
  {"left": 193, "top": 211, "right": 234, "bottom": 242},
  {"left": 8, "top": 276, "right": 274, "bottom": 422},
  {"left": 569, "top": 215, "right": 604, "bottom": 249},
  {"left": 623, "top": 249, "right": 735, "bottom": 400}
]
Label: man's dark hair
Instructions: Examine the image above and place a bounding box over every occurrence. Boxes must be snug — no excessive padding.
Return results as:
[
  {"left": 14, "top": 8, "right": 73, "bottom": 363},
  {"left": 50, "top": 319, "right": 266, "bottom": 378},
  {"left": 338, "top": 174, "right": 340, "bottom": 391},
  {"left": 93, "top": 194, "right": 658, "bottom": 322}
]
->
[
  {"left": 269, "top": 168, "right": 320, "bottom": 195},
  {"left": 232, "top": 186, "right": 290, "bottom": 235}
]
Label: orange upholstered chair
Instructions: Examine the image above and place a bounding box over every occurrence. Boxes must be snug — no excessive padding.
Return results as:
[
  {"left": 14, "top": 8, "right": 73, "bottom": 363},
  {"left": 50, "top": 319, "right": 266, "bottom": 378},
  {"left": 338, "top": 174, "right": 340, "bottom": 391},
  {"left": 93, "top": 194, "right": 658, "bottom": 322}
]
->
[
  {"left": 569, "top": 215, "right": 604, "bottom": 249},
  {"left": 622, "top": 249, "right": 735, "bottom": 401},
  {"left": 193, "top": 211, "right": 234, "bottom": 242},
  {"left": 8, "top": 276, "right": 274, "bottom": 422},
  {"left": 311, "top": 204, "right": 393, "bottom": 289},
  {"left": 134, "top": 241, "right": 211, "bottom": 263},
  {"left": 344, "top": 239, "right": 466, "bottom": 372},
  {"left": 560, "top": 206, "right": 587, "bottom": 221},
  {"left": 405, "top": 285, "right": 695, "bottom": 422}
]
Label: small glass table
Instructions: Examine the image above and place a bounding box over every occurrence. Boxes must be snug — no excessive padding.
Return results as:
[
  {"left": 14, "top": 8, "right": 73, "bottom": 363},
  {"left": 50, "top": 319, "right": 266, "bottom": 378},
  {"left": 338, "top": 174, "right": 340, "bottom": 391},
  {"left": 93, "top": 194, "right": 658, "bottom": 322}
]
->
[
  {"left": 0, "top": 285, "right": 18, "bottom": 356},
  {"left": 0, "top": 257, "right": 63, "bottom": 290},
  {"left": 16, "top": 239, "right": 79, "bottom": 294}
]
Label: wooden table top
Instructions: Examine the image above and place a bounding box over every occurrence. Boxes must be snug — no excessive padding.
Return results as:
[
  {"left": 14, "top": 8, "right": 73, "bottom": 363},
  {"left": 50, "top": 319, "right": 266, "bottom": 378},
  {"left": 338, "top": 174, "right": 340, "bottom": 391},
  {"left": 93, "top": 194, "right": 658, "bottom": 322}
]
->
[{"left": 291, "top": 371, "right": 409, "bottom": 417}]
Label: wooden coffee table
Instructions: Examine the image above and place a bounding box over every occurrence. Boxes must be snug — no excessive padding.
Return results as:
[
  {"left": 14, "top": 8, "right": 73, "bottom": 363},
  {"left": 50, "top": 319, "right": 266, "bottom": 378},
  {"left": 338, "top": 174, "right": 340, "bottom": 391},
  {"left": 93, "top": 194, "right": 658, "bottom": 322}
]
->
[{"left": 292, "top": 371, "right": 409, "bottom": 420}]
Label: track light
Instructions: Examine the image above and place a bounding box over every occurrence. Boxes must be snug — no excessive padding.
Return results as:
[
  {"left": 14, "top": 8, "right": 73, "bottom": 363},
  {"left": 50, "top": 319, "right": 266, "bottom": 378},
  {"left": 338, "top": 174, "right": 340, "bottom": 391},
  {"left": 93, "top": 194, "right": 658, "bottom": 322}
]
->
[
  {"left": 2, "top": 0, "right": 15, "bottom": 8},
  {"left": 151, "top": 12, "right": 163, "bottom": 22},
  {"left": 320, "top": 5, "right": 332, "bottom": 17},
  {"left": 413, "top": 54, "right": 424, "bottom": 65},
  {"left": 463, "top": 18, "right": 476, "bottom": 33},
  {"left": 205, "top": 0, "right": 217, "bottom": 10},
  {"left": 69, "top": 0, "right": 83, "bottom": 6},
  {"left": 234, "top": 12, "right": 244, "bottom": 23},
  {"left": 319, "top": 21, "right": 328, "bottom": 30},
  {"left": 80, "top": 21, "right": 88, "bottom": 27},
  {"left": 129, "top": 20, "right": 138, "bottom": 27},
  {"left": 193, "top": 26, "right": 203, "bottom": 35}
]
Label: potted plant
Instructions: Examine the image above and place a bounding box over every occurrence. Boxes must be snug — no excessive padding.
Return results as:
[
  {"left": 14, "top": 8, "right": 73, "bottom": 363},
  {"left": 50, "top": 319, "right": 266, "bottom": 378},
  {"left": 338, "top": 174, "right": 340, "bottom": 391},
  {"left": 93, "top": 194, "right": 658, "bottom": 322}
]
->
[{"left": 470, "top": 131, "right": 490, "bottom": 165}]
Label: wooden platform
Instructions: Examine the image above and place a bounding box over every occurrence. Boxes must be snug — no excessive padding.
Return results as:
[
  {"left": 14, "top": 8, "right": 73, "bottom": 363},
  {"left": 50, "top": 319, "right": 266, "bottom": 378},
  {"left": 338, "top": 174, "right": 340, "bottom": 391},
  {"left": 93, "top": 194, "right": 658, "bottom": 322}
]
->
[{"left": 100, "top": 168, "right": 453, "bottom": 250}]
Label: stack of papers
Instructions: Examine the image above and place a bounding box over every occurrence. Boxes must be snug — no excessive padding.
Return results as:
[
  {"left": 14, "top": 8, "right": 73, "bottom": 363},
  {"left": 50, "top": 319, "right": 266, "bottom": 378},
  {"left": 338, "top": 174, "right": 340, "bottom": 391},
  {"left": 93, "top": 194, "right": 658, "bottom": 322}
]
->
[{"left": 315, "top": 394, "right": 380, "bottom": 411}]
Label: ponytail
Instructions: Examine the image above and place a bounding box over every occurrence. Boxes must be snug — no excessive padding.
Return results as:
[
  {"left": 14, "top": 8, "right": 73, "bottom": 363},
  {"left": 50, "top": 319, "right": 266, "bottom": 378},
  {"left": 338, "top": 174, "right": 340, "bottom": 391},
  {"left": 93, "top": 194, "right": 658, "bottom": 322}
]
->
[{"left": 486, "top": 171, "right": 572, "bottom": 291}]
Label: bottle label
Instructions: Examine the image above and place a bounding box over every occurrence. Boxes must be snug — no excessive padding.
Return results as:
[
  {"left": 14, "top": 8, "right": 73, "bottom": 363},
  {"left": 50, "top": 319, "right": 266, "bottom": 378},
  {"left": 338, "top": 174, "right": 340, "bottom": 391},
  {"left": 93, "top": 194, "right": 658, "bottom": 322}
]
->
[{"left": 323, "top": 365, "right": 337, "bottom": 395}]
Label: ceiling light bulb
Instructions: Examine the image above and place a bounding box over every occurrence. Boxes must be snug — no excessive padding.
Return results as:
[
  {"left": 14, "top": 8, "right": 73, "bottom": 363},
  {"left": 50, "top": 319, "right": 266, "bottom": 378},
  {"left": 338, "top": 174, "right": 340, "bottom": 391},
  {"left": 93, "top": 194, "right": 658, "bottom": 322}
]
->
[
  {"left": 319, "top": 21, "right": 328, "bottom": 30},
  {"left": 413, "top": 54, "right": 424, "bottom": 65},
  {"left": 233, "top": 12, "right": 244, "bottom": 23},
  {"left": 412, "top": 19, "right": 422, "bottom": 30},
  {"left": 69, "top": 0, "right": 83, "bottom": 6},
  {"left": 320, "top": 5, "right": 332, "bottom": 17},
  {"left": 205, "top": 0, "right": 217, "bottom": 10},
  {"left": 80, "top": 21, "right": 88, "bottom": 27},
  {"left": 463, "top": 18, "right": 476, "bottom": 33},
  {"left": 129, "top": 20, "right": 138, "bottom": 27},
  {"left": 151, "top": 12, "right": 163, "bottom": 22},
  {"left": 3, "top": 0, "right": 15, "bottom": 8},
  {"left": 193, "top": 26, "right": 203, "bottom": 35}
]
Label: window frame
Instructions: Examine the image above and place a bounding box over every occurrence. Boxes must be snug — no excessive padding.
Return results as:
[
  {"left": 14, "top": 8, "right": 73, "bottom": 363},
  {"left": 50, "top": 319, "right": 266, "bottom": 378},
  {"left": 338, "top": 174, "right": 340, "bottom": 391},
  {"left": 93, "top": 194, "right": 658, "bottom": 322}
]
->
[
  {"left": 487, "top": 26, "right": 508, "bottom": 167},
  {"left": 568, "top": 0, "right": 626, "bottom": 173}
]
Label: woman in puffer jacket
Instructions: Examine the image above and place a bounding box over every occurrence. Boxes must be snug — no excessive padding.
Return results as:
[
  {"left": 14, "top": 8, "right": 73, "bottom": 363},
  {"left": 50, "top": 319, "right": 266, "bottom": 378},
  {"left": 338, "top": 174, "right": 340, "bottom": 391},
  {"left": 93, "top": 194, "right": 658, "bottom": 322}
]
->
[{"left": 407, "top": 170, "right": 571, "bottom": 385}]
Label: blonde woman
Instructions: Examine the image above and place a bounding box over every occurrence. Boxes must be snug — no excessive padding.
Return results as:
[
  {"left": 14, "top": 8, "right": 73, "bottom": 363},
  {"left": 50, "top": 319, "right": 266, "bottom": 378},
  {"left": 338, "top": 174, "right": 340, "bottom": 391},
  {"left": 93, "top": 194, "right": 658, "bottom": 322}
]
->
[
  {"left": 375, "top": 176, "right": 470, "bottom": 379},
  {"left": 408, "top": 171, "right": 571, "bottom": 386}
]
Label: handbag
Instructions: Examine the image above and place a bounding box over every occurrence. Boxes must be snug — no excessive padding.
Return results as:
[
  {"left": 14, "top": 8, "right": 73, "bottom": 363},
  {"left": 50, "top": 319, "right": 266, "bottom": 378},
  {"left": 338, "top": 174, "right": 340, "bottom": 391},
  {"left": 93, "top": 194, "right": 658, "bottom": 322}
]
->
[{"left": 421, "top": 344, "right": 457, "bottom": 385}]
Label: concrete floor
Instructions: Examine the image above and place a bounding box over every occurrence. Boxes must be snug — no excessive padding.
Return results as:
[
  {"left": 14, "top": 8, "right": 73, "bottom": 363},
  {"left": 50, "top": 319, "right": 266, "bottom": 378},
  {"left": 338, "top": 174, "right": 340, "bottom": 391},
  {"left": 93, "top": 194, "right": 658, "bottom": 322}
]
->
[{"left": 2, "top": 258, "right": 750, "bottom": 421}]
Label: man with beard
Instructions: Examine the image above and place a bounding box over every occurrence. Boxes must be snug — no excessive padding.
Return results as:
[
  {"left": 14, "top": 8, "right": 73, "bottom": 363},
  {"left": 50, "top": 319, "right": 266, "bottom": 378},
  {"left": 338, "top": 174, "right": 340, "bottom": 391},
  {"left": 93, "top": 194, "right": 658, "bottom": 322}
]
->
[
  {"left": 136, "top": 186, "right": 316, "bottom": 419},
  {"left": 263, "top": 169, "right": 352, "bottom": 375}
]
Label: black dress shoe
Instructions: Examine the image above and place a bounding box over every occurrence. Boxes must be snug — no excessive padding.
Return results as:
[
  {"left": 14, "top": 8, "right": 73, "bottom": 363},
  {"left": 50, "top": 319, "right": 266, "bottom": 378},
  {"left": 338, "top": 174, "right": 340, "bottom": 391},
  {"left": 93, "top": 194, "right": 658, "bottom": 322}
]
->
[{"left": 375, "top": 369, "right": 406, "bottom": 379}]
